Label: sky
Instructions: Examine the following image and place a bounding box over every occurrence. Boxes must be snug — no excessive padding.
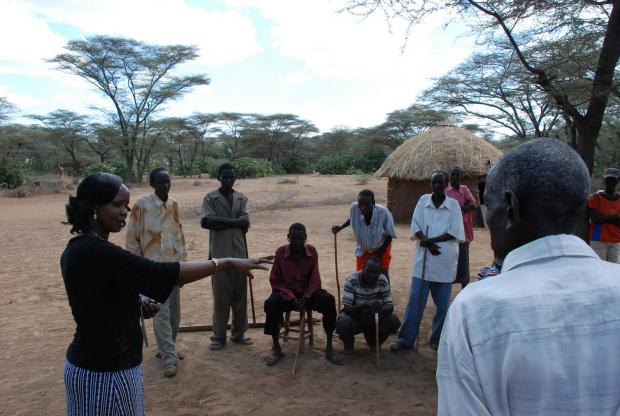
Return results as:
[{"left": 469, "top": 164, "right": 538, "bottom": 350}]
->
[{"left": 0, "top": 0, "right": 476, "bottom": 132}]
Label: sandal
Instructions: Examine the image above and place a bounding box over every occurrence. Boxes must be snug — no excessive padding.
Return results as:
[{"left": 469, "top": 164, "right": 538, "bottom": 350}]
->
[
  {"left": 231, "top": 335, "right": 254, "bottom": 345},
  {"left": 210, "top": 338, "right": 226, "bottom": 350},
  {"left": 266, "top": 350, "right": 284, "bottom": 366}
]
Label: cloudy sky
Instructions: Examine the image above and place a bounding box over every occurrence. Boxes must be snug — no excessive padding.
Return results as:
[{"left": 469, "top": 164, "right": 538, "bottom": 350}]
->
[{"left": 0, "top": 0, "right": 475, "bottom": 132}]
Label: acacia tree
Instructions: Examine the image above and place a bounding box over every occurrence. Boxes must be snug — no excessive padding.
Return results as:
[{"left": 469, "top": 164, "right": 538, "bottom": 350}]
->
[
  {"left": 342, "top": 0, "right": 620, "bottom": 173},
  {"left": 377, "top": 104, "right": 453, "bottom": 146},
  {"left": 213, "top": 112, "right": 254, "bottom": 160},
  {"left": 421, "top": 50, "right": 561, "bottom": 139},
  {"left": 0, "top": 97, "right": 17, "bottom": 124},
  {"left": 49, "top": 35, "right": 209, "bottom": 181},
  {"left": 30, "top": 110, "right": 88, "bottom": 173}
]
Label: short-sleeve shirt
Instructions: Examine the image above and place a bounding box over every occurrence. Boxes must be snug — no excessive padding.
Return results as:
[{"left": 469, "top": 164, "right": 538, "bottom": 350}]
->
[
  {"left": 60, "top": 235, "right": 179, "bottom": 371},
  {"left": 349, "top": 203, "right": 397, "bottom": 256},
  {"left": 588, "top": 191, "right": 620, "bottom": 243},
  {"left": 445, "top": 184, "right": 475, "bottom": 242},
  {"left": 342, "top": 271, "right": 392, "bottom": 307},
  {"left": 410, "top": 194, "right": 465, "bottom": 283}
]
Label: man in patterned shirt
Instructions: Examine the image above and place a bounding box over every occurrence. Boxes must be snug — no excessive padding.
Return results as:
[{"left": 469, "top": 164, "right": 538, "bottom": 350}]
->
[
  {"left": 126, "top": 167, "right": 187, "bottom": 377},
  {"left": 335, "top": 256, "right": 400, "bottom": 354}
]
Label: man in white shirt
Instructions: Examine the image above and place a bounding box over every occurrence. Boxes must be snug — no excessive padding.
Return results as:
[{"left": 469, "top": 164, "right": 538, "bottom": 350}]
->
[
  {"left": 391, "top": 171, "right": 465, "bottom": 351},
  {"left": 437, "top": 138, "right": 620, "bottom": 415}
]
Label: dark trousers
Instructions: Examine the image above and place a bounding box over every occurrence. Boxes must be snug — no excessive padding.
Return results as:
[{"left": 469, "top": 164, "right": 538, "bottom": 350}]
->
[
  {"left": 454, "top": 242, "right": 470, "bottom": 288},
  {"left": 335, "top": 312, "right": 401, "bottom": 349},
  {"left": 264, "top": 289, "right": 337, "bottom": 336}
]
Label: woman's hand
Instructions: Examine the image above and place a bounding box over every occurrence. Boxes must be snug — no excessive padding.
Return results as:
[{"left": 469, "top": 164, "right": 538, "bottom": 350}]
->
[{"left": 225, "top": 256, "right": 274, "bottom": 273}]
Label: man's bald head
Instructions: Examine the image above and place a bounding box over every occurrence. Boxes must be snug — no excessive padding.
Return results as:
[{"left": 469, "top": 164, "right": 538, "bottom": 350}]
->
[{"left": 485, "top": 138, "right": 590, "bottom": 258}]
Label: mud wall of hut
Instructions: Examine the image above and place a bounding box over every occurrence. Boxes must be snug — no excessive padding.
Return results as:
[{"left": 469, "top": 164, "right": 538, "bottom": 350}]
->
[{"left": 387, "top": 177, "right": 483, "bottom": 224}]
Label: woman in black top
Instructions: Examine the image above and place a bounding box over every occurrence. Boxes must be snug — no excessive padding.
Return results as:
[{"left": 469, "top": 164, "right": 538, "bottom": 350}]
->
[{"left": 61, "top": 172, "right": 270, "bottom": 416}]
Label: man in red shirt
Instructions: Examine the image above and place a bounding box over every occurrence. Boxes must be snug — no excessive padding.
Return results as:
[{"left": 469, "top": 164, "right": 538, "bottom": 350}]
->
[
  {"left": 445, "top": 166, "right": 477, "bottom": 288},
  {"left": 588, "top": 167, "right": 620, "bottom": 263},
  {"left": 264, "top": 223, "right": 343, "bottom": 366}
]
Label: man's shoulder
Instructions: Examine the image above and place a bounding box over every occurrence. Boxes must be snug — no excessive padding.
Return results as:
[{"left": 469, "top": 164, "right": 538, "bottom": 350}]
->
[
  {"left": 416, "top": 194, "right": 431, "bottom": 206},
  {"left": 445, "top": 196, "right": 461, "bottom": 210},
  {"left": 344, "top": 271, "right": 361, "bottom": 284},
  {"left": 234, "top": 190, "right": 248, "bottom": 200}
]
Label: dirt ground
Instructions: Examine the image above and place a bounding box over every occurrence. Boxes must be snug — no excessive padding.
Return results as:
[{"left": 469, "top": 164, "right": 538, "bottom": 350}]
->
[{"left": 0, "top": 174, "right": 494, "bottom": 416}]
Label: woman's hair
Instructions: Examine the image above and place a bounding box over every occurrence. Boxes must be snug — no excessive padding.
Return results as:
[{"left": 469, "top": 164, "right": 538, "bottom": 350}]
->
[{"left": 65, "top": 172, "right": 124, "bottom": 234}]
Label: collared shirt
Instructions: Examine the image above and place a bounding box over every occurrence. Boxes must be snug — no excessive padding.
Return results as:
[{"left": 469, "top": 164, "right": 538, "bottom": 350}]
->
[
  {"left": 201, "top": 189, "right": 249, "bottom": 258},
  {"left": 445, "top": 184, "right": 475, "bottom": 242},
  {"left": 410, "top": 194, "right": 465, "bottom": 283},
  {"left": 342, "top": 271, "right": 392, "bottom": 307},
  {"left": 349, "top": 203, "right": 397, "bottom": 257},
  {"left": 269, "top": 244, "right": 321, "bottom": 301},
  {"left": 437, "top": 234, "right": 620, "bottom": 416},
  {"left": 126, "top": 193, "right": 187, "bottom": 262}
]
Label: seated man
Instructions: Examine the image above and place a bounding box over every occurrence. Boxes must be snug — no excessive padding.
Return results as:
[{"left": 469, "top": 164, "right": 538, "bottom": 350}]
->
[
  {"left": 264, "top": 223, "right": 343, "bottom": 366},
  {"left": 336, "top": 256, "right": 401, "bottom": 354}
]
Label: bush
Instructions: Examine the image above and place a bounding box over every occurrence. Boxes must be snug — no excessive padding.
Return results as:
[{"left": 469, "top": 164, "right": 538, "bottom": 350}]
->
[
  {"left": 0, "top": 160, "right": 28, "bottom": 189},
  {"left": 232, "top": 157, "right": 274, "bottom": 178},
  {"left": 353, "top": 149, "right": 387, "bottom": 173},
  {"left": 174, "top": 165, "right": 201, "bottom": 177},
  {"left": 277, "top": 155, "right": 313, "bottom": 174},
  {"left": 315, "top": 155, "right": 355, "bottom": 174},
  {"left": 81, "top": 162, "right": 127, "bottom": 179}
]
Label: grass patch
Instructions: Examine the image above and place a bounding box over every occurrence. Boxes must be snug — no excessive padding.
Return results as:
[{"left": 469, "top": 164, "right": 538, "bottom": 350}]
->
[{"left": 277, "top": 178, "right": 298, "bottom": 185}]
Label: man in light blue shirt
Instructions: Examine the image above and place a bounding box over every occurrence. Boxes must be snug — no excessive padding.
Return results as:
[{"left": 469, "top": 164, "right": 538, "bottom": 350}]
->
[{"left": 437, "top": 138, "right": 620, "bottom": 415}]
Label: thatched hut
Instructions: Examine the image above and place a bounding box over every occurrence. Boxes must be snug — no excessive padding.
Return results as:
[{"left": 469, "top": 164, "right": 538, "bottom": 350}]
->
[{"left": 375, "top": 125, "right": 502, "bottom": 223}]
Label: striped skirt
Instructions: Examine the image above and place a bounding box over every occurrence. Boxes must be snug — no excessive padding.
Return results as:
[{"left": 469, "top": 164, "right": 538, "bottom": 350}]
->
[{"left": 64, "top": 360, "right": 144, "bottom": 416}]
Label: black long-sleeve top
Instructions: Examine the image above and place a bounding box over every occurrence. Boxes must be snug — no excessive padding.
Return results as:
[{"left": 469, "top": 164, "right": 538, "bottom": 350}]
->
[{"left": 60, "top": 235, "right": 179, "bottom": 371}]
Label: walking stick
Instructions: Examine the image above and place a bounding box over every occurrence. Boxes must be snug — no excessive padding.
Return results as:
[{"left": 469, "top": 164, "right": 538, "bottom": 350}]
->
[
  {"left": 243, "top": 234, "right": 257, "bottom": 325},
  {"left": 415, "top": 226, "right": 429, "bottom": 351},
  {"left": 292, "top": 304, "right": 306, "bottom": 376},
  {"left": 374, "top": 311, "right": 380, "bottom": 368},
  {"left": 334, "top": 233, "right": 341, "bottom": 312}
]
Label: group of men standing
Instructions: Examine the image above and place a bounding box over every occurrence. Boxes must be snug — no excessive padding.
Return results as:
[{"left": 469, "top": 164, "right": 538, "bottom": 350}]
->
[{"left": 122, "top": 149, "right": 620, "bottom": 415}]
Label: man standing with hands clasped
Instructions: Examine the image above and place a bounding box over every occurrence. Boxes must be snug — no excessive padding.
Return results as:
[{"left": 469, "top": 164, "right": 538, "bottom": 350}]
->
[
  {"left": 126, "top": 167, "right": 187, "bottom": 378},
  {"left": 391, "top": 171, "right": 465, "bottom": 352},
  {"left": 201, "top": 163, "right": 252, "bottom": 350}
]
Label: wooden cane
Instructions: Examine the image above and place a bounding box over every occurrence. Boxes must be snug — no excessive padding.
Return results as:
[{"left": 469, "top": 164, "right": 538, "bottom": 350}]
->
[
  {"left": 415, "top": 226, "right": 430, "bottom": 351},
  {"left": 334, "top": 233, "right": 341, "bottom": 312},
  {"left": 374, "top": 311, "right": 380, "bottom": 368},
  {"left": 243, "top": 234, "right": 257, "bottom": 325},
  {"left": 292, "top": 305, "right": 306, "bottom": 376}
]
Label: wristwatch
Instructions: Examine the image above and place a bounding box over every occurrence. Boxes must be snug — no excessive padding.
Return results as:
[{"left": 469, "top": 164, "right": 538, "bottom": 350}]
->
[{"left": 212, "top": 258, "right": 219, "bottom": 273}]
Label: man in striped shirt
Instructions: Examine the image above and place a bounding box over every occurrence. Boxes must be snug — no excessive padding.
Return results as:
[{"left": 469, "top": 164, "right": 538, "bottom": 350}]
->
[{"left": 335, "top": 257, "right": 401, "bottom": 354}]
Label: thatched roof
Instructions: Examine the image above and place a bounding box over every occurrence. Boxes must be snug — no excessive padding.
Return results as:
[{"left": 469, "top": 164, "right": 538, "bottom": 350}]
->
[{"left": 375, "top": 125, "right": 502, "bottom": 180}]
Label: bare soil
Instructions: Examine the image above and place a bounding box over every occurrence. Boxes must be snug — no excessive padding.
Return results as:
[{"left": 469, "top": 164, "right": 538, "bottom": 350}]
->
[{"left": 0, "top": 174, "right": 494, "bottom": 416}]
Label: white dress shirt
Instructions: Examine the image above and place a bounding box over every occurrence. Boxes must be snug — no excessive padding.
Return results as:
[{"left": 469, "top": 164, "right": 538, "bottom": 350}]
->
[
  {"left": 349, "top": 203, "right": 397, "bottom": 257},
  {"left": 437, "top": 234, "right": 620, "bottom": 415},
  {"left": 410, "top": 194, "right": 465, "bottom": 283}
]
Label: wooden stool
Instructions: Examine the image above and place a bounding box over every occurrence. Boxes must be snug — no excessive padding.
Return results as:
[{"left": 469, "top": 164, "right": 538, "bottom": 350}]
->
[{"left": 280, "top": 308, "right": 314, "bottom": 353}]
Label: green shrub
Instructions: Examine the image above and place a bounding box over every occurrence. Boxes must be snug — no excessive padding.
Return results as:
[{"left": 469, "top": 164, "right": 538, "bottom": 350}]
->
[
  {"left": 354, "top": 149, "right": 387, "bottom": 173},
  {"left": 271, "top": 163, "right": 286, "bottom": 175},
  {"left": 0, "top": 160, "right": 28, "bottom": 189},
  {"left": 346, "top": 167, "right": 364, "bottom": 175},
  {"left": 315, "top": 155, "right": 355, "bottom": 174},
  {"left": 81, "top": 162, "right": 127, "bottom": 179},
  {"left": 232, "top": 157, "right": 274, "bottom": 178},
  {"left": 278, "top": 155, "right": 313, "bottom": 174},
  {"left": 174, "top": 165, "right": 201, "bottom": 177}
]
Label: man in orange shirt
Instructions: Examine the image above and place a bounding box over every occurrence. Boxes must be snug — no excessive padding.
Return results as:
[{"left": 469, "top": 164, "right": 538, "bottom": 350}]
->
[{"left": 588, "top": 168, "right": 620, "bottom": 263}]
